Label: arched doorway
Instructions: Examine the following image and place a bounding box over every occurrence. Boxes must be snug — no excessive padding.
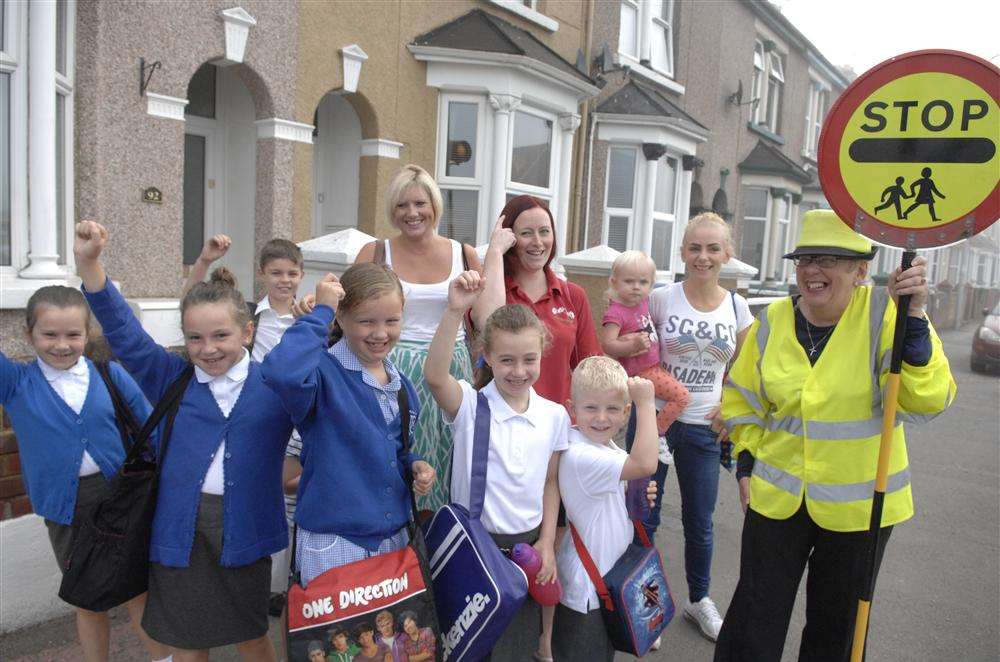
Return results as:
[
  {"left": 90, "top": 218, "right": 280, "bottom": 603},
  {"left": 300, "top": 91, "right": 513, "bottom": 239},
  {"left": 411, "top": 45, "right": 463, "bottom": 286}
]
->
[
  {"left": 312, "top": 91, "right": 362, "bottom": 236},
  {"left": 183, "top": 63, "right": 257, "bottom": 299}
]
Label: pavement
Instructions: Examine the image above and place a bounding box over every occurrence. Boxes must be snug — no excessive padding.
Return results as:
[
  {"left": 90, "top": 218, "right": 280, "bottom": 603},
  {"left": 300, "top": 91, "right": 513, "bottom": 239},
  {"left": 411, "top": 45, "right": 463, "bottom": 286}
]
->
[{"left": 2, "top": 323, "right": 997, "bottom": 661}]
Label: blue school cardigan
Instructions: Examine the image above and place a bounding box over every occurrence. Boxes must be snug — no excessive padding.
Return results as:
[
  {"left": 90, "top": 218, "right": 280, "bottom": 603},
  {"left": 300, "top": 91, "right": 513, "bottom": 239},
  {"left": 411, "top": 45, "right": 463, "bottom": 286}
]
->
[
  {"left": 0, "top": 355, "right": 151, "bottom": 524},
  {"left": 260, "top": 304, "right": 421, "bottom": 551},
  {"left": 83, "top": 280, "right": 294, "bottom": 568}
]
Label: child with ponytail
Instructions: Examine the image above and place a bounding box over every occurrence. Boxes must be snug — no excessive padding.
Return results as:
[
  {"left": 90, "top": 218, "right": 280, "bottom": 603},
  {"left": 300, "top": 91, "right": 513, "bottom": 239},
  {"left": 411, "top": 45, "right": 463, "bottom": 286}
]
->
[{"left": 75, "top": 221, "right": 293, "bottom": 661}]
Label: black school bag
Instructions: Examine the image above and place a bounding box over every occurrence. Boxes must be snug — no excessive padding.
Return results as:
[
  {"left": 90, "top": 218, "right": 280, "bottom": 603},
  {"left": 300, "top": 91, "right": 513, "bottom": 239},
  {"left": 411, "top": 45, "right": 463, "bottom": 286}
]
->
[{"left": 58, "top": 363, "right": 193, "bottom": 612}]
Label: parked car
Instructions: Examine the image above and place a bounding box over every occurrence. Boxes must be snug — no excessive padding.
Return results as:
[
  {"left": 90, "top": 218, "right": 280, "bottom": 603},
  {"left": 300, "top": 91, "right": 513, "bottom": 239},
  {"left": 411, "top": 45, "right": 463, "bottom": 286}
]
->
[{"left": 971, "top": 303, "right": 1000, "bottom": 373}]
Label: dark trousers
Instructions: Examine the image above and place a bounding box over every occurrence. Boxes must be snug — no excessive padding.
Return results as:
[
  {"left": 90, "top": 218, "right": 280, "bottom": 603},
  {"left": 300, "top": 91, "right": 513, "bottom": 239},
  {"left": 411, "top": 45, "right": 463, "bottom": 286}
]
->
[{"left": 715, "top": 504, "right": 892, "bottom": 662}]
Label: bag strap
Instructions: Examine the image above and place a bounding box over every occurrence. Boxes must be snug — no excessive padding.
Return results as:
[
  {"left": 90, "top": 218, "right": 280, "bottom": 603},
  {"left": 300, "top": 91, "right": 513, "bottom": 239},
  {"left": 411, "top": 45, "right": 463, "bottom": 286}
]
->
[
  {"left": 569, "top": 523, "right": 614, "bottom": 612},
  {"left": 469, "top": 391, "right": 491, "bottom": 520},
  {"left": 623, "top": 405, "right": 637, "bottom": 453},
  {"left": 123, "top": 366, "right": 194, "bottom": 467},
  {"left": 398, "top": 387, "right": 421, "bottom": 524},
  {"left": 569, "top": 519, "right": 653, "bottom": 614},
  {"left": 94, "top": 361, "right": 142, "bottom": 450}
]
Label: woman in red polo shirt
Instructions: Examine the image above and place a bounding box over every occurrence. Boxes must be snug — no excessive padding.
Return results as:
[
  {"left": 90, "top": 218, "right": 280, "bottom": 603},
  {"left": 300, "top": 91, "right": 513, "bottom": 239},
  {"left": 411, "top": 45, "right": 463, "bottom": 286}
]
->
[{"left": 476, "top": 195, "right": 601, "bottom": 408}]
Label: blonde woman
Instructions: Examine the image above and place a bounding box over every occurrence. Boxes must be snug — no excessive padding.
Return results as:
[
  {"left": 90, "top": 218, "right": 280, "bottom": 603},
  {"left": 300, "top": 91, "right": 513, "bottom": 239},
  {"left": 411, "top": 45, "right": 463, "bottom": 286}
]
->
[{"left": 355, "top": 165, "right": 483, "bottom": 515}]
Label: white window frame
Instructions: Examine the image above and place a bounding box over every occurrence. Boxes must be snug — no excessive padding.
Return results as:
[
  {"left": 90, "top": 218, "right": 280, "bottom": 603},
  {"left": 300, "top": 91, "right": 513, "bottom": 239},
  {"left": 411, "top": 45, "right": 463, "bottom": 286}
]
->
[
  {"left": 602, "top": 144, "right": 639, "bottom": 251},
  {"left": 618, "top": 0, "right": 680, "bottom": 90},
  {"left": 740, "top": 186, "right": 771, "bottom": 279},
  {"left": 751, "top": 39, "right": 785, "bottom": 134},
  {"left": 506, "top": 105, "right": 557, "bottom": 200},
  {"left": 649, "top": 0, "right": 674, "bottom": 78},
  {"left": 771, "top": 192, "right": 792, "bottom": 281},
  {"left": 650, "top": 153, "right": 680, "bottom": 273},
  {"left": 0, "top": 0, "right": 74, "bottom": 275},
  {"left": 1, "top": 0, "right": 26, "bottom": 272},
  {"left": 485, "top": 0, "right": 559, "bottom": 33},
  {"left": 803, "top": 79, "right": 828, "bottom": 159},
  {"left": 435, "top": 93, "right": 489, "bottom": 245}
]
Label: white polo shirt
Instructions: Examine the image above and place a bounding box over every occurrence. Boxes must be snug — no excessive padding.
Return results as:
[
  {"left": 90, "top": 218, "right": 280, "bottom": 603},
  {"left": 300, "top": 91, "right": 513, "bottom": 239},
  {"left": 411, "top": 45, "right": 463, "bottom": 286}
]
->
[
  {"left": 447, "top": 380, "right": 569, "bottom": 535},
  {"left": 557, "top": 428, "right": 631, "bottom": 614},
  {"left": 251, "top": 296, "right": 295, "bottom": 363}
]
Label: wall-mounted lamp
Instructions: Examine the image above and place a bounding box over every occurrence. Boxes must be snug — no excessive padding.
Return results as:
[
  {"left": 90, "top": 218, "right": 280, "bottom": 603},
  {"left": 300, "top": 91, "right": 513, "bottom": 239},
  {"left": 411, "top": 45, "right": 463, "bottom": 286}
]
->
[{"left": 139, "top": 57, "right": 161, "bottom": 96}]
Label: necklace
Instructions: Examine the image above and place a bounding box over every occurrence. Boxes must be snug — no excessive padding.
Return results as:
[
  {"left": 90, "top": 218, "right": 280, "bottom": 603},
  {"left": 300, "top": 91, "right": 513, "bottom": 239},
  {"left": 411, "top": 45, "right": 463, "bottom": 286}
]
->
[
  {"left": 803, "top": 319, "right": 836, "bottom": 357},
  {"left": 795, "top": 299, "right": 837, "bottom": 357}
]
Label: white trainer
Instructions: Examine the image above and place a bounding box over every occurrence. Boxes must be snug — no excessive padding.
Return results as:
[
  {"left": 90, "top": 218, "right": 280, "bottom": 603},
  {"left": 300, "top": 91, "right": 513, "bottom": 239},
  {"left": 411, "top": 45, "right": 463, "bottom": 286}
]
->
[
  {"left": 683, "top": 596, "right": 723, "bottom": 641},
  {"left": 657, "top": 436, "right": 673, "bottom": 465}
]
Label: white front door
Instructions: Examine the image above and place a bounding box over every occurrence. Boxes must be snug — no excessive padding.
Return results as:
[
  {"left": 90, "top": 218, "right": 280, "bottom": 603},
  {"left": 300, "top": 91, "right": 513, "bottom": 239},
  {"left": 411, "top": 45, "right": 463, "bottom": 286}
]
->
[
  {"left": 183, "top": 65, "right": 256, "bottom": 300},
  {"left": 312, "top": 92, "right": 361, "bottom": 236}
]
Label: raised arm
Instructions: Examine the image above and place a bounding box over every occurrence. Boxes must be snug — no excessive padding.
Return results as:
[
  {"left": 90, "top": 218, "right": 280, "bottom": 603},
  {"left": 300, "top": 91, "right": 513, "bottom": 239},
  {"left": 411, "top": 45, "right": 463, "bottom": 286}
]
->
[
  {"left": 0, "top": 351, "right": 26, "bottom": 404},
  {"left": 472, "top": 215, "right": 514, "bottom": 331},
  {"left": 426, "top": 271, "right": 485, "bottom": 419},
  {"left": 620, "top": 377, "right": 659, "bottom": 480},
  {"left": 260, "top": 274, "right": 344, "bottom": 424},
  {"left": 74, "top": 221, "right": 187, "bottom": 400},
  {"left": 181, "top": 234, "right": 231, "bottom": 298}
]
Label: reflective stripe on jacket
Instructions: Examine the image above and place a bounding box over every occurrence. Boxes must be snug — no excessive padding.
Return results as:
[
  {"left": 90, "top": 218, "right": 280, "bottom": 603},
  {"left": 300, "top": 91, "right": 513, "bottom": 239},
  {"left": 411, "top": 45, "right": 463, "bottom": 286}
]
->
[{"left": 722, "top": 286, "right": 956, "bottom": 532}]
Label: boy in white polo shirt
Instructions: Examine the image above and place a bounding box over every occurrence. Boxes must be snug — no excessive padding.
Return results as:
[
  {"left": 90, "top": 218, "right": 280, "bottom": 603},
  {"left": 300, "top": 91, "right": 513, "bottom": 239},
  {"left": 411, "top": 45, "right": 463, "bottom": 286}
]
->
[{"left": 552, "top": 356, "right": 659, "bottom": 661}]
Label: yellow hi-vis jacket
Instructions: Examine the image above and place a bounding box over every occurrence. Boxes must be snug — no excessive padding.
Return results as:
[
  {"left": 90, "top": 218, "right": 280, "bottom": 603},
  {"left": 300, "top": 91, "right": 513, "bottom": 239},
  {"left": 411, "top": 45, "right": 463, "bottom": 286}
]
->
[{"left": 722, "top": 286, "right": 956, "bottom": 532}]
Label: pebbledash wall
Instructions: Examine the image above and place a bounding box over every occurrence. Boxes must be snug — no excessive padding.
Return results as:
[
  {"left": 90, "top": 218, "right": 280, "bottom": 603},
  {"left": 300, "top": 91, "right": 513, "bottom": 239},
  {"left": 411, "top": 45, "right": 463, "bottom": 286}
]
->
[{"left": 1, "top": 0, "right": 592, "bottom": 632}]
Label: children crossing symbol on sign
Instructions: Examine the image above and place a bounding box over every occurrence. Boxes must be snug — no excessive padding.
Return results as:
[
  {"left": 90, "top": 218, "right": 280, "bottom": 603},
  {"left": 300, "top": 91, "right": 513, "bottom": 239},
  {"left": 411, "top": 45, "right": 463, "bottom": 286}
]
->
[
  {"left": 873, "top": 169, "right": 947, "bottom": 222},
  {"left": 902, "top": 167, "right": 946, "bottom": 221},
  {"left": 873, "top": 177, "right": 911, "bottom": 220}
]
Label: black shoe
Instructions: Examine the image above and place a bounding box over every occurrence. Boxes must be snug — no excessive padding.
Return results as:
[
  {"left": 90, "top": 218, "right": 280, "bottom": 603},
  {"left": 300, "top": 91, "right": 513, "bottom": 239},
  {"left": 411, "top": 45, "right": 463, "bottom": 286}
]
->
[{"left": 268, "top": 592, "right": 286, "bottom": 617}]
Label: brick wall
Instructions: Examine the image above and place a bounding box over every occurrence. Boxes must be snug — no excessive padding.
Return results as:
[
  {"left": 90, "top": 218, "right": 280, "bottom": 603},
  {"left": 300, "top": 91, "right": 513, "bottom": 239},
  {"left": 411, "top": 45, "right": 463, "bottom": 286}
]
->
[{"left": 0, "top": 408, "right": 32, "bottom": 521}]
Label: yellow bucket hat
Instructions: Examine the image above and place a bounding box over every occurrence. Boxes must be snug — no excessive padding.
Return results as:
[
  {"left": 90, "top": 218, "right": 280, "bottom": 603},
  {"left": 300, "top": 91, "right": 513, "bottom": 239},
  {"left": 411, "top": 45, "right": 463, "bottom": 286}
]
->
[{"left": 784, "top": 209, "right": 878, "bottom": 260}]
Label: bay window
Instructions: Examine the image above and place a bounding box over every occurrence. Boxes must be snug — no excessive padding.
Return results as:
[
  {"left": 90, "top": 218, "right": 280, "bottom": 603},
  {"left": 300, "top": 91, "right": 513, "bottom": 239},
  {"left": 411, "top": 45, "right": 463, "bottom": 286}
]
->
[
  {"left": 437, "top": 95, "right": 485, "bottom": 246},
  {"left": 739, "top": 187, "right": 769, "bottom": 275},
  {"left": 650, "top": 155, "right": 678, "bottom": 269},
  {"left": 603, "top": 146, "right": 638, "bottom": 251}
]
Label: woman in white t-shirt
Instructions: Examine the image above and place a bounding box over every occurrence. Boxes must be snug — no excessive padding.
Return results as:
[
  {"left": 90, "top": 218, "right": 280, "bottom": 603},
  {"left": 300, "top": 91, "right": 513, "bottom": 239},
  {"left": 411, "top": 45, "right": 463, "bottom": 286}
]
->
[{"left": 647, "top": 212, "right": 752, "bottom": 642}]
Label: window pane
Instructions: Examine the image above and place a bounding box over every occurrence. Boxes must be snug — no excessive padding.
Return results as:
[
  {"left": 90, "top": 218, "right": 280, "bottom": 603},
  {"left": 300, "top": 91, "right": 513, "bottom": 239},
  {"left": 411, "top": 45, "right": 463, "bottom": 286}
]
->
[
  {"left": 651, "top": 219, "right": 673, "bottom": 271},
  {"left": 651, "top": 22, "right": 672, "bottom": 73},
  {"left": 440, "top": 189, "right": 478, "bottom": 247},
  {"left": 654, "top": 157, "right": 677, "bottom": 214},
  {"left": 607, "top": 215, "right": 629, "bottom": 251},
  {"left": 56, "top": 94, "right": 65, "bottom": 264},
  {"left": 769, "top": 53, "right": 785, "bottom": 82},
  {"left": 510, "top": 111, "right": 552, "bottom": 189},
  {"left": 739, "top": 219, "right": 765, "bottom": 272},
  {"left": 0, "top": 72, "right": 9, "bottom": 266},
  {"left": 186, "top": 64, "right": 216, "bottom": 119},
  {"left": 56, "top": 0, "right": 67, "bottom": 76},
  {"left": 744, "top": 188, "right": 767, "bottom": 218},
  {"left": 619, "top": 3, "right": 638, "bottom": 58},
  {"left": 446, "top": 101, "right": 477, "bottom": 178},
  {"left": 753, "top": 42, "right": 764, "bottom": 70},
  {"left": 183, "top": 134, "right": 207, "bottom": 265},
  {"left": 660, "top": 0, "right": 672, "bottom": 21},
  {"left": 607, "top": 147, "right": 636, "bottom": 209},
  {"left": 1, "top": 0, "right": 6, "bottom": 52}
]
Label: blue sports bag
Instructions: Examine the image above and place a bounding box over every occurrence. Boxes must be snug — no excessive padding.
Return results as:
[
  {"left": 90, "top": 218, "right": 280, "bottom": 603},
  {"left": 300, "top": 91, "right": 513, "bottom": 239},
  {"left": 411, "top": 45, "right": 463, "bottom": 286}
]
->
[
  {"left": 423, "top": 392, "right": 528, "bottom": 661},
  {"left": 569, "top": 520, "right": 674, "bottom": 656}
]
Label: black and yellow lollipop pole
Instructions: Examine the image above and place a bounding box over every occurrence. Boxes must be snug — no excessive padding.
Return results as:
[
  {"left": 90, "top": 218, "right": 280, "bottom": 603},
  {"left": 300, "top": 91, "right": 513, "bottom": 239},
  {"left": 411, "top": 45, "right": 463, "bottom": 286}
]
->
[{"left": 850, "top": 250, "right": 915, "bottom": 662}]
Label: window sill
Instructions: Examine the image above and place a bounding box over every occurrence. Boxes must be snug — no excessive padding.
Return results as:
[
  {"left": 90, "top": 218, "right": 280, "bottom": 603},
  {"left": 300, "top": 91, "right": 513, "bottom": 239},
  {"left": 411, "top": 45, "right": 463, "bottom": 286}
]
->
[
  {"left": 747, "top": 121, "right": 785, "bottom": 145},
  {"left": 801, "top": 148, "right": 817, "bottom": 162},
  {"left": 485, "top": 0, "right": 559, "bottom": 32},
  {"left": 0, "top": 272, "right": 78, "bottom": 309},
  {"left": 619, "top": 55, "right": 685, "bottom": 95}
]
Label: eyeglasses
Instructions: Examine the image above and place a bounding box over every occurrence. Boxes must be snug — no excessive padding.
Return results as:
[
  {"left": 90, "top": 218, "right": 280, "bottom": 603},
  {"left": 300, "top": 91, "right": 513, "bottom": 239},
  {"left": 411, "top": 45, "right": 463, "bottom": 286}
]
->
[{"left": 793, "top": 255, "right": 843, "bottom": 268}]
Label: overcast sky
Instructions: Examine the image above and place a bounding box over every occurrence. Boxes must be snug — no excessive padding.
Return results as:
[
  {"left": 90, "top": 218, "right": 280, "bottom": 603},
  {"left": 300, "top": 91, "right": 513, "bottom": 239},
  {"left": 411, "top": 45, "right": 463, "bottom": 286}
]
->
[{"left": 770, "top": 0, "right": 1000, "bottom": 76}]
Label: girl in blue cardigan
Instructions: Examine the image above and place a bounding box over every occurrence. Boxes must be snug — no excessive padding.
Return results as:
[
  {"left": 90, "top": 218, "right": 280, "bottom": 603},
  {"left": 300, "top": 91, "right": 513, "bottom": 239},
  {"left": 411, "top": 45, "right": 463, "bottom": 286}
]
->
[
  {"left": 0, "top": 285, "right": 171, "bottom": 662},
  {"left": 261, "top": 264, "right": 436, "bottom": 587},
  {"left": 75, "top": 221, "right": 293, "bottom": 662}
]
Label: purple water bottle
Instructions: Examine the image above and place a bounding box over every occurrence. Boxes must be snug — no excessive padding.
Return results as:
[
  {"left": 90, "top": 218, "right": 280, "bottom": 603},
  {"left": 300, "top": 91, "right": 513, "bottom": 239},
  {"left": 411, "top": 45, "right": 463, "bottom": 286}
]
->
[{"left": 626, "top": 478, "right": 651, "bottom": 520}]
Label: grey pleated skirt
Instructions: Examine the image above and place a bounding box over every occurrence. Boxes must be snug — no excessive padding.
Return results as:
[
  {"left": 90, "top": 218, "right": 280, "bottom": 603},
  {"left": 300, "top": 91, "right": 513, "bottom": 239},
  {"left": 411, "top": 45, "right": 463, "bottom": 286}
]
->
[
  {"left": 141, "top": 494, "right": 272, "bottom": 649},
  {"left": 45, "top": 472, "right": 112, "bottom": 573}
]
